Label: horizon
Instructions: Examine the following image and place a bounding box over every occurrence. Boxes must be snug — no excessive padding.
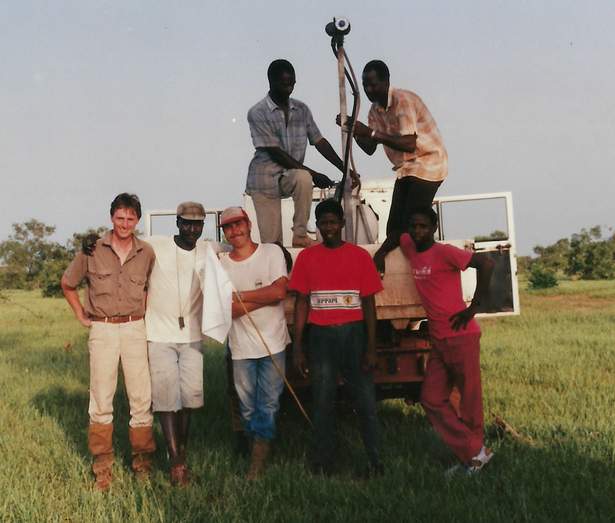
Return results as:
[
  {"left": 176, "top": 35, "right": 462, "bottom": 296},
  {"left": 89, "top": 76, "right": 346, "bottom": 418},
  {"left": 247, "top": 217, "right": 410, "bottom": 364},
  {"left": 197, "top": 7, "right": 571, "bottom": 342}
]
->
[{"left": 2, "top": 1, "right": 614, "bottom": 257}]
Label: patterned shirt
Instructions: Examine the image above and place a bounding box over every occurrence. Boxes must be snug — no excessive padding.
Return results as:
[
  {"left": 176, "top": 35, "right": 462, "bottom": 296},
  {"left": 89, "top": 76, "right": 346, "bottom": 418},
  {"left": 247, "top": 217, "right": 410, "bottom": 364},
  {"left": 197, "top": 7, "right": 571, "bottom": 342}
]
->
[
  {"left": 246, "top": 94, "right": 324, "bottom": 198},
  {"left": 368, "top": 87, "right": 448, "bottom": 182}
]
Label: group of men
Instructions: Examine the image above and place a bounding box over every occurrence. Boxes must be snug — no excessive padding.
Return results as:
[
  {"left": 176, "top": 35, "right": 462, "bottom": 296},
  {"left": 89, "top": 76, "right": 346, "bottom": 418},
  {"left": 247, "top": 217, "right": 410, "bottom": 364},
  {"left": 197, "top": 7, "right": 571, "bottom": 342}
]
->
[{"left": 61, "top": 58, "right": 495, "bottom": 491}]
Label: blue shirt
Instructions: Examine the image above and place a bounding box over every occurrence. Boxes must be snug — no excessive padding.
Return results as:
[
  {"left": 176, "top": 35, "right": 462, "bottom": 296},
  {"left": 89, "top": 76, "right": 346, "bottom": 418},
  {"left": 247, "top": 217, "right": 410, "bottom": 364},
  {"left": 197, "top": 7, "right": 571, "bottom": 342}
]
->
[{"left": 246, "top": 94, "right": 323, "bottom": 198}]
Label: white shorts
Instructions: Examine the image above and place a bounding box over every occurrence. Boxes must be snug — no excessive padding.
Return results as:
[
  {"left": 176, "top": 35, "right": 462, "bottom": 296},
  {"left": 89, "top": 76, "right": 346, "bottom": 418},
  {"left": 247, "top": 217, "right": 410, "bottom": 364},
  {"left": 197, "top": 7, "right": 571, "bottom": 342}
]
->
[{"left": 148, "top": 341, "right": 204, "bottom": 412}]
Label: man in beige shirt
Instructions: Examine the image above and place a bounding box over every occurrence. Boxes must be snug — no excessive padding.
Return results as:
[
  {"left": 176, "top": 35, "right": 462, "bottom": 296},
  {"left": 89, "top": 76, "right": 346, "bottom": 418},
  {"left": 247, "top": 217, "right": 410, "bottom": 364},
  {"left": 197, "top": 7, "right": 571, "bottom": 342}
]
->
[{"left": 61, "top": 193, "right": 156, "bottom": 491}]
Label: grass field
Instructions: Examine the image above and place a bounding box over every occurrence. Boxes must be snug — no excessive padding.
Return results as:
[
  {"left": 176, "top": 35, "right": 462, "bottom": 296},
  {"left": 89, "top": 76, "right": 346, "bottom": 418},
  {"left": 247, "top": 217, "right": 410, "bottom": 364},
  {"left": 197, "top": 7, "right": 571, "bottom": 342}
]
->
[{"left": 1, "top": 282, "right": 614, "bottom": 522}]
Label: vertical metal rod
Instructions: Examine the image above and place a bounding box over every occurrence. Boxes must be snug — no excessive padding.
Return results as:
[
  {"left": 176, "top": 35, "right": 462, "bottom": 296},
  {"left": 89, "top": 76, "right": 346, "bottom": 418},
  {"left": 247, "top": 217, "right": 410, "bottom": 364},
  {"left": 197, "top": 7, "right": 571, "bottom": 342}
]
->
[{"left": 337, "top": 43, "right": 354, "bottom": 243}]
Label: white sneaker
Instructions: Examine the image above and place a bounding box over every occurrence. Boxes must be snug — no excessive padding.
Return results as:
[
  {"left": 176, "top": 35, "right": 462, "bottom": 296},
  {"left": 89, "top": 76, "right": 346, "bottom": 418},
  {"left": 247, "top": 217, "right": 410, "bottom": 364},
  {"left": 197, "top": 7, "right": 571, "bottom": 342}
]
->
[
  {"left": 466, "top": 446, "right": 494, "bottom": 476},
  {"left": 444, "top": 463, "right": 463, "bottom": 477}
]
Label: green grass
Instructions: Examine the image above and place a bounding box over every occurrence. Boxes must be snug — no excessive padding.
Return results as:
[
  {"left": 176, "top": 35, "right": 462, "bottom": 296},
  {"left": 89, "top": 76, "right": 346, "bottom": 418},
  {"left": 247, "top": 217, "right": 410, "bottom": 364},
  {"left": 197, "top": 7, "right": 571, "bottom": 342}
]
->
[{"left": 1, "top": 283, "right": 614, "bottom": 522}]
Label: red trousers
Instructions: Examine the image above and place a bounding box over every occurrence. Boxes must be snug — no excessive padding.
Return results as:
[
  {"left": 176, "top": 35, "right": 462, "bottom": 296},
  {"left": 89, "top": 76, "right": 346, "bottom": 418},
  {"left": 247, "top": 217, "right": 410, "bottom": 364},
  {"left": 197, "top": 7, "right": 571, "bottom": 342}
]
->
[{"left": 420, "top": 332, "right": 484, "bottom": 463}]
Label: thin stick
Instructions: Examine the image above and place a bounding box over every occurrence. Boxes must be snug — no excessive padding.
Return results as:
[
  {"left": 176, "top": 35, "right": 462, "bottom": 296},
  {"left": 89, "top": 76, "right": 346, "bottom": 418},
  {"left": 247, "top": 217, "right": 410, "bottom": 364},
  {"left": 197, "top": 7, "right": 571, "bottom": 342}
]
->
[
  {"left": 492, "top": 414, "right": 535, "bottom": 446},
  {"left": 236, "top": 295, "right": 314, "bottom": 431}
]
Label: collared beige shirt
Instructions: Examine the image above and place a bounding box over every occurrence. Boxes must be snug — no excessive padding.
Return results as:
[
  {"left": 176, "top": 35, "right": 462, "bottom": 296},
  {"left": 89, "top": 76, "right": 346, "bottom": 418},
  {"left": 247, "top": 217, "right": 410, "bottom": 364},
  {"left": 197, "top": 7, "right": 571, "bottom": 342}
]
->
[
  {"left": 63, "top": 232, "right": 155, "bottom": 318},
  {"left": 368, "top": 87, "right": 448, "bottom": 182}
]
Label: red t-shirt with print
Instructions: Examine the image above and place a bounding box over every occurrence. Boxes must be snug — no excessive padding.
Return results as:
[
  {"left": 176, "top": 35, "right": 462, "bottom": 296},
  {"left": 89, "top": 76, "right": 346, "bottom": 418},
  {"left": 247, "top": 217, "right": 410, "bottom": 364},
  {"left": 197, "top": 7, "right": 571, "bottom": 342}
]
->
[{"left": 289, "top": 242, "right": 383, "bottom": 326}]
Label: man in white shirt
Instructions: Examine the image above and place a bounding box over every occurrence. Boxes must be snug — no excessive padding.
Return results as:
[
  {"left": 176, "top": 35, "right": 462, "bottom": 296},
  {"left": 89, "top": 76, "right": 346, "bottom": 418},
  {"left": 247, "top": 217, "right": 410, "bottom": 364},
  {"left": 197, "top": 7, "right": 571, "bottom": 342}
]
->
[
  {"left": 145, "top": 202, "right": 228, "bottom": 486},
  {"left": 218, "top": 206, "right": 290, "bottom": 479}
]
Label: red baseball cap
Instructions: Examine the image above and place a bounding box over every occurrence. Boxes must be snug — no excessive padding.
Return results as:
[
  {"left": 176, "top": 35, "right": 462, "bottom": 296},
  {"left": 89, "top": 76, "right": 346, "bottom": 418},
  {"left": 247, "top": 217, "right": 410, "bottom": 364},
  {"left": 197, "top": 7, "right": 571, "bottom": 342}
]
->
[{"left": 219, "top": 206, "right": 250, "bottom": 228}]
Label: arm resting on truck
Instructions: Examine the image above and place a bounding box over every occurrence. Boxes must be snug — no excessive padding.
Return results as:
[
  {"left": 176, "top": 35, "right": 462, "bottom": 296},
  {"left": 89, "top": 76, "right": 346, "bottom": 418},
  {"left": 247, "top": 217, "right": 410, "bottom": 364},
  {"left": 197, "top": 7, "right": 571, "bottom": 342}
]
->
[{"left": 449, "top": 253, "right": 495, "bottom": 332}]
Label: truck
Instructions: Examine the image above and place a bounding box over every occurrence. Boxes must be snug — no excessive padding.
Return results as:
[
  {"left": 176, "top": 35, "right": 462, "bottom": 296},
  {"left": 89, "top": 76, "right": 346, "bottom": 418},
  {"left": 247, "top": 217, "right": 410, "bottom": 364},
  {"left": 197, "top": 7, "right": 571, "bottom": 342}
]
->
[{"left": 145, "top": 179, "right": 519, "bottom": 411}]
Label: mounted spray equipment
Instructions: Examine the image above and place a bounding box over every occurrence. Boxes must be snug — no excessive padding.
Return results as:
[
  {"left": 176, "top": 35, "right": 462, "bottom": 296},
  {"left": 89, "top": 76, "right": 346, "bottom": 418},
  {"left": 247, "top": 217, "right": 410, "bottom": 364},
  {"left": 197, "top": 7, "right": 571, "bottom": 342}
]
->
[{"left": 325, "top": 17, "right": 365, "bottom": 241}]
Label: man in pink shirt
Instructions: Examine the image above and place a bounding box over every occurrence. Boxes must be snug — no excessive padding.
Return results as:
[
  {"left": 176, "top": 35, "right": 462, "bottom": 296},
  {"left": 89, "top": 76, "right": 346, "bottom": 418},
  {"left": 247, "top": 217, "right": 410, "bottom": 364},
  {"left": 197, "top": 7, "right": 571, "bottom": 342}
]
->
[{"left": 400, "top": 207, "right": 495, "bottom": 476}]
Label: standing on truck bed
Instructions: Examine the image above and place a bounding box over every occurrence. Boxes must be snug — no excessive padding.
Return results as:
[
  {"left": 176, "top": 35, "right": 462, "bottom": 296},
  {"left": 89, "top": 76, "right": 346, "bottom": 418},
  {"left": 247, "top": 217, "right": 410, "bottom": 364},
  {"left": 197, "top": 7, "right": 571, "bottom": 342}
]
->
[
  {"left": 246, "top": 59, "right": 355, "bottom": 248},
  {"left": 340, "top": 60, "right": 448, "bottom": 276},
  {"left": 401, "top": 207, "right": 494, "bottom": 477},
  {"left": 289, "top": 199, "right": 383, "bottom": 478}
]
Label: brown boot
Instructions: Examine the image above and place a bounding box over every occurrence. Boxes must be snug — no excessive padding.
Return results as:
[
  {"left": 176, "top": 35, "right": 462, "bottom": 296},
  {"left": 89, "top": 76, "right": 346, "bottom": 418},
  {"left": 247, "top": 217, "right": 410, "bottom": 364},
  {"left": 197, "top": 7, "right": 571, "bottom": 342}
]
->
[
  {"left": 129, "top": 426, "right": 156, "bottom": 480},
  {"left": 247, "top": 438, "right": 270, "bottom": 479},
  {"left": 170, "top": 456, "right": 192, "bottom": 487},
  {"left": 89, "top": 424, "right": 114, "bottom": 492}
]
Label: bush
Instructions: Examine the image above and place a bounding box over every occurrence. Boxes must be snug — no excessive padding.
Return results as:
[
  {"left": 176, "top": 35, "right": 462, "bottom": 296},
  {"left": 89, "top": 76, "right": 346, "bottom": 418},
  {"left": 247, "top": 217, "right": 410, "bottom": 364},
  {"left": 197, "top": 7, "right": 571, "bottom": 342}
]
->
[{"left": 528, "top": 268, "right": 559, "bottom": 289}]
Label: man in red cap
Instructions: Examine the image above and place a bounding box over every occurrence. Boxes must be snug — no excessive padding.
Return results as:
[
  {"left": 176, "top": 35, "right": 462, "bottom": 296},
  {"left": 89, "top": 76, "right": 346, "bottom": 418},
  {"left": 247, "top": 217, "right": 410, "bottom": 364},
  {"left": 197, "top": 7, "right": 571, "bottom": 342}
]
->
[{"left": 218, "top": 206, "right": 290, "bottom": 479}]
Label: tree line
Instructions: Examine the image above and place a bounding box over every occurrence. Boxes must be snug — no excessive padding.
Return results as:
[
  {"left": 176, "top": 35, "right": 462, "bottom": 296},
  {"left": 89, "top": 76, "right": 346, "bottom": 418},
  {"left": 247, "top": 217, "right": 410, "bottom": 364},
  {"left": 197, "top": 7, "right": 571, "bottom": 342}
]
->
[
  {"left": 1, "top": 220, "right": 614, "bottom": 296},
  {"left": 518, "top": 225, "right": 615, "bottom": 288},
  {"left": 0, "top": 220, "right": 108, "bottom": 298}
]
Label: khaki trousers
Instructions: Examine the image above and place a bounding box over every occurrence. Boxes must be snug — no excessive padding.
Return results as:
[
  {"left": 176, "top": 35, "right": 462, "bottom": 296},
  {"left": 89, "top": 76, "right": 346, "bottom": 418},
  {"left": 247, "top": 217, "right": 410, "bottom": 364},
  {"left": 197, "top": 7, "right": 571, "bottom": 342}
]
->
[
  {"left": 251, "top": 168, "right": 313, "bottom": 243},
  {"left": 88, "top": 319, "right": 153, "bottom": 427}
]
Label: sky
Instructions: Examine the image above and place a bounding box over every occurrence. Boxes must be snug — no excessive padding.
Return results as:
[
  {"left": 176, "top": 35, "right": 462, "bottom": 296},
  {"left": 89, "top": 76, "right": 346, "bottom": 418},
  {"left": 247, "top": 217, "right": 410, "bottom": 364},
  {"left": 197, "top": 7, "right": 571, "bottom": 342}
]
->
[{"left": 1, "top": 0, "right": 614, "bottom": 256}]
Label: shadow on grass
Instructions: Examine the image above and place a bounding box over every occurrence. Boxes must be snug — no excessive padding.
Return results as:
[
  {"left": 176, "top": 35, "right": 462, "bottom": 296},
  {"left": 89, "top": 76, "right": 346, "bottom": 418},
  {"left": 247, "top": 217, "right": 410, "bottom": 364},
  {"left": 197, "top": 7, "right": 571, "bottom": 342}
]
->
[
  {"left": 1, "top": 326, "right": 91, "bottom": 386},
  {"left": 25, "top": 338, "right": 472, "bottom": 482},
  {"left": 32, "top": 385, "right": 90, "bottom": 457}
]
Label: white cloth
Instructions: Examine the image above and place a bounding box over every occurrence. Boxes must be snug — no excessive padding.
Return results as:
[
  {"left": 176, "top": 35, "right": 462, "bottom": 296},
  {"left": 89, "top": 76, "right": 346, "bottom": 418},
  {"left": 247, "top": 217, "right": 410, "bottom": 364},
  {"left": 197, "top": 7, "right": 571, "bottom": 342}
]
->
[
  {"left": 201, "top": 243, "right": 234, "bottom": 344},
  {"left": 219, "top": 244, "right": 290, "bottom": 360},
  {"left": 145, "top": 236, "right": 229, "bottom": 343}
]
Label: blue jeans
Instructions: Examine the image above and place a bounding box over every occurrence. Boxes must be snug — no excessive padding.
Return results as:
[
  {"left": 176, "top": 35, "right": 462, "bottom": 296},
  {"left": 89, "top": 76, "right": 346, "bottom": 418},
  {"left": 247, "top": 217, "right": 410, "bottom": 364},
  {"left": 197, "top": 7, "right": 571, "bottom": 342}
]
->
[
  {"left": 232, "top": 351, "right": 286, "bottom": 440},
  {"left": 309, "top": 322, "right": 381, "bottom": 470}
]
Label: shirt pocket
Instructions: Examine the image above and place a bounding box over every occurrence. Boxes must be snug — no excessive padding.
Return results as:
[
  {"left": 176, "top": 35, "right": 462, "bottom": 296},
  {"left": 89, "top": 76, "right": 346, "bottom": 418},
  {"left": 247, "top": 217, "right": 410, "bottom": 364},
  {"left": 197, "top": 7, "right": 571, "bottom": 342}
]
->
[
  {"left": 128, "top": 274, "right": 147, "bottom": 301},
  {"left": 89, "top": 269, "right": 113, "bottom": 296}
]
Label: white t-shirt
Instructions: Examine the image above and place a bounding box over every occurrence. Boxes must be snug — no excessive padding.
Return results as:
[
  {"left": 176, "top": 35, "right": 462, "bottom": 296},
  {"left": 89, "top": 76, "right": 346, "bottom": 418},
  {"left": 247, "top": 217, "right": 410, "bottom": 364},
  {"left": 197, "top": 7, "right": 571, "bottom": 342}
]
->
[
  {"left": 145, "top": 236, "right": 229, "bottom": 343},
  {"left": 219, "top": 243, "right": 291, "bottom": 360}
]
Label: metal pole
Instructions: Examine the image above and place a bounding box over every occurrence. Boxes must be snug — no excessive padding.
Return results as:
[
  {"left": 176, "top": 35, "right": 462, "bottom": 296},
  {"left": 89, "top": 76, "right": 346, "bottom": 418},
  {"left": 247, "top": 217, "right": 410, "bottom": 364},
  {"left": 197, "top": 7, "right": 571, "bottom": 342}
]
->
[{"left": 337, "top": 44, "right": 355, "bottom": 243}]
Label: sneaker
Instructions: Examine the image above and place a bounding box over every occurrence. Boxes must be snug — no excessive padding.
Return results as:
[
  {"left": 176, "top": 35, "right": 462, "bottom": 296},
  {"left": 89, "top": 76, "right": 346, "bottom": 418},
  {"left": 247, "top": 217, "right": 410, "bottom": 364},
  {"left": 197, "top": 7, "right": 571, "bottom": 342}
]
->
[
  {"left": 292, "top": 234, "right": 320, "bottom": 248},
  {"left": 466, "top": 446, "right": 494, "bottom": 476},
  {"left": 171, "top": 463, "right": 191, "bottom": 486},
  {"left": 444, "top": 463, "right": 463, "bottom": 478}
]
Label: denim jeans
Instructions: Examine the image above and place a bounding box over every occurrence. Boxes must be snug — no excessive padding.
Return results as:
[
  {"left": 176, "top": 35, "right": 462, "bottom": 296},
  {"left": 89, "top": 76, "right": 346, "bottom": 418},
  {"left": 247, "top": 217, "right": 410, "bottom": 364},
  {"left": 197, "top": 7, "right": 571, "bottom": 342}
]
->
[
  {"left": 232, "top": 350, "right": 286, "bottom": 440},
  {"left": 309, "top": 322, "right": 381, "bottom": 470}
]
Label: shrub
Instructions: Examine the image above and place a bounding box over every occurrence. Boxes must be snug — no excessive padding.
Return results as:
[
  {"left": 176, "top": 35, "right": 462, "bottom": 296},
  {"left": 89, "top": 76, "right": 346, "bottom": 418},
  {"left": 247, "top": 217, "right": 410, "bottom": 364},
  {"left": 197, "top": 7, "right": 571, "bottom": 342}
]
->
[{"left": 528, "top": 268, "right": 558, "bottom": 289}]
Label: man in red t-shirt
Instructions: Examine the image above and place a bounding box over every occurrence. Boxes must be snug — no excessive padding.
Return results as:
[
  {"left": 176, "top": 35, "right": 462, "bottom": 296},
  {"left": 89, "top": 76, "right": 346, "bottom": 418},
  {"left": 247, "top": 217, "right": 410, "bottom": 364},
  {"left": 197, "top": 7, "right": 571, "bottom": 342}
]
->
[
  {"left": 289, "top": 199, "right": 383, "bottom": 477},
  {"left": 400, "top": 207, "right": 495, "bottom": 476}
]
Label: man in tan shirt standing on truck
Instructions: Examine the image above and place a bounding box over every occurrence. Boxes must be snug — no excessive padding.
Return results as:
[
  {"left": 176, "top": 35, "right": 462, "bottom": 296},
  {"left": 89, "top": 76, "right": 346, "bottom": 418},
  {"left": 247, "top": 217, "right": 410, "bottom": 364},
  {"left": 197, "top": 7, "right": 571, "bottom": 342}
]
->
[{"left": 61, "top": 193, "right": 156, "bottom": 491}]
